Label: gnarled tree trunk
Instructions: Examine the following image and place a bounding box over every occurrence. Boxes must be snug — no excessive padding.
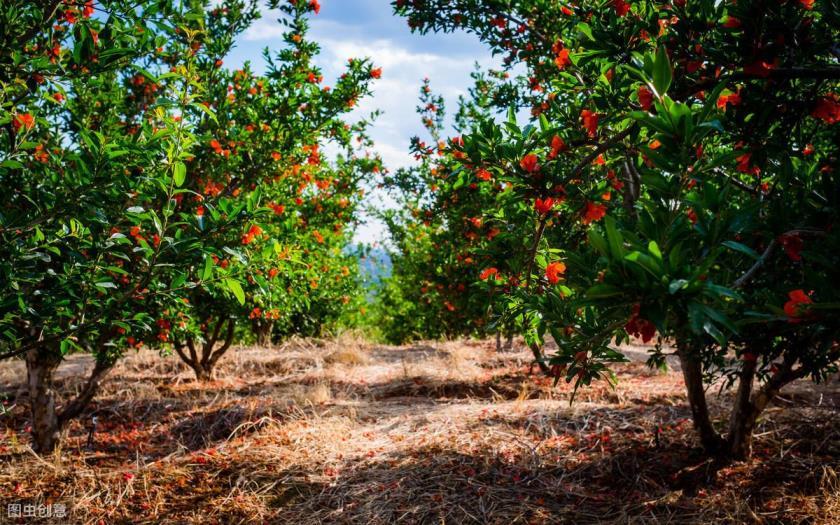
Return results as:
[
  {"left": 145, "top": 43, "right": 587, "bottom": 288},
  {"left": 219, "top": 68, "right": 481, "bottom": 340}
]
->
[
  {"left": 25, "top": 348, "right": 114, "bottom": 453},
  {"left": 174, "top": 317, "right": 235, "bottom": 381},
  {"left": 676, "top": 337, "right": 814, "bottom": 460},
  {"left": 725, "top": 351, "right": 809, "bottom": 459}
]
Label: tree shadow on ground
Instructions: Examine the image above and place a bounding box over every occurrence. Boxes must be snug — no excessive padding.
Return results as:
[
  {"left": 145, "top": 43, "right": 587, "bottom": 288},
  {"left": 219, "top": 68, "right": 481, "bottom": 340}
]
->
[
  {"left": 366, "top": 343, "right": 455, "bottom": 364},
  {"left": 260, "top": 412, "right": 839, "bottom": 524},
  {"left": 261, "top": 438, "right": 837, "bottom": 524}
]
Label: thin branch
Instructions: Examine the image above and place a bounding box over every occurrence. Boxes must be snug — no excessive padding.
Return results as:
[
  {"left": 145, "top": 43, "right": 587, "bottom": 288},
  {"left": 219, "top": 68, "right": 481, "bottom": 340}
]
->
[
  {"left": 732, "top": 229, "right": 827, "bottom": 288},
  {"left": 523, "top": 219, "right": 547, "bottom": 289},
  {"left": 570, "top": 126, "right": 635, "bottom": 179},
  {"left": 58, "top": 359, "right": 113, "bottom": 425},
  {"left": 733, "top": 240, "right": 776, "bottom": 289},
  {"left": 713, "top": 168, "right": 759, "bottom": 195}
]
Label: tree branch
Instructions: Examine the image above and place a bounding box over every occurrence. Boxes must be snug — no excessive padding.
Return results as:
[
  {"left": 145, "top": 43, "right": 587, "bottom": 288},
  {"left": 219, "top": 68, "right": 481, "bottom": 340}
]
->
[
  {"left": 733, "top": 240, "right": 776, "bottom": 289},
  {"left": 58, "top": 359, "right": 113, "bottom": 425},
  {"left": 173, "top": 341, "right": 193, "bottom": 367},
  {"left": 208, "top": 318, "right": 235, "bottom": 367},
  {"left": 570, "top": 126, "right": 634, "bottom": 179}
]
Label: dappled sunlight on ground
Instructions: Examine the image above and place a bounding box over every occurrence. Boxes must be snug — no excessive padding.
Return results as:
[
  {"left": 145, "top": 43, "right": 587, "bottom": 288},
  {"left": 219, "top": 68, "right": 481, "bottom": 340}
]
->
[{"left": 1, "top": 337, "right": 838, "bottom": 524}]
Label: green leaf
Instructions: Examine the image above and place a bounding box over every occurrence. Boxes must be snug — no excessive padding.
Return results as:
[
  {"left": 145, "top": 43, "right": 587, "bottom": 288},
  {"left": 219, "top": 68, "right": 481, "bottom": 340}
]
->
[
  {"left": 705, "top": 283, "right": 743, "bottom": 301},
  {"left": 629, "top": 111, "right": 674, "bottom": 136},
  {"left": 652, "top": 46, "right": 672, "bottom": 96},
  {"left": 202, "top": 257, "right": 214, "bottom": 281},
  {"left": 588, "top": 230, "right": 608, "bottom": 255},
  {"left": 173, "top": 161, "right": 186, "bottom": 187},
  {"left": 703, "top": 320, "right": 726, "bottom": 346},
  {"left": 576, "top": 22, "right": 594, "bottom": 41},
  {"left": 104, "top": 265, "right": 128, "bottom": 275},
  {"left": 1, "top": 159, "right": 24, "bottom": 169},
  {"left": 131, "top": 65, "right": 158, "bottom": 83},
  {"left": 698, "top": 303, "right": 738, "bottom": 334},
  {"left": 225, "top": 278, "right": 245, "bottom": 305},
  {"left": 106, "top": 149, "right": 129, "bottom": 159},
  {"left": 539, "top": 113, "right": 550, "bottom": 132},
  {"left": 625, "top": 251, "right": 662, "bottom": 277},
  {"left": 604, "top": 216, "right": 625, "bottom": 259},
  {"left": 648, "top": 240, "right": 662, "bottom": 261},
  {"left": 722, "top": 240, "right": 759, "bottom": 260},
  {"left": 669, "top": 279, "right": 688, "bottom": 294},
  {"left": 191, "top": 102, "right": 218, "bottom": 123}
]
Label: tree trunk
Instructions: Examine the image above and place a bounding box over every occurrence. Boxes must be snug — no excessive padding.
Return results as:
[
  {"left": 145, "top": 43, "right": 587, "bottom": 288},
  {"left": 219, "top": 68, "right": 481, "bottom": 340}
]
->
[
  {"left": 727, "top": 406, "right": 759, "bottom": 460},
  {"left": 495, "top": 331, "right": 501, "bottom": 352},
  {"left": 676, "top": 340, "right": 724, "bottom": 454},
  {"left": 725, "top": 358, "right": 758, "bottom": 459},
  {"left": 193, "top": 363, "right": 215, "bottom": 382},
  {"left": 504, "top": 332, "right": 513, "bottom": 351},
  {"left": 25, "top": 349, "right": 62, "bottom": 453},
  {"left": 24, "top": 348, "right": 114, "bottom": 453},
  {"left": 725, "top": 354, "right": 809, "bottom": 459},
  {"left": 529, "top": 342, "right": 551, "bottom": 375},
  {"left": 175, "top": 318, "right": 236, "bottom": 382},
  {"left": 254, "top": 320, "right": 273, "bottom": 347}
]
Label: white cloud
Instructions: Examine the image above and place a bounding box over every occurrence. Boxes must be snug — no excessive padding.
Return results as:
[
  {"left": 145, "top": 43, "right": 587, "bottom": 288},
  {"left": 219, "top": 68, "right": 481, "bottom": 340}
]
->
[
  {"left": 234, "top": 9, "right": 502, "bottom": 244},
  {"left": 317, "top": 37, "right": 500, "bottom": 245},
  {"left": 311, "top": 35, "right": 495, "bottom": 163},
  {"left": 243, "top": 9, "right": 286, "bottom": 41}
]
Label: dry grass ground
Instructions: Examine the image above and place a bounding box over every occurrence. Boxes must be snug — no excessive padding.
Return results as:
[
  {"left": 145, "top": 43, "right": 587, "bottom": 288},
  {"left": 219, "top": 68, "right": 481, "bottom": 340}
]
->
[{"left": 0, "top": 335, "right": 838, "bottom": 524}]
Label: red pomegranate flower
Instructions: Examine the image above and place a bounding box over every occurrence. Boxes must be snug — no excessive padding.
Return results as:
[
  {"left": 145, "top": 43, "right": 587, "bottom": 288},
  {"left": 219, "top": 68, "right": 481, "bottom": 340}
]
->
[
  {"left": 625, "top": 304, "right": 656, "bottom": 343},
  {"left": 717, "top": 91, "right": 741, "bottom": 110},
  {"left": 554, "top": 47, "right": 571, "bottom": 69},
  {"left": 545, "top": 261, "right": 566, "bottom": 285},
  {"left": 783, "top": 289, "right": 813, "bottom": 322},
  {"left": 778, "top": 233, "right": 803, "bottom": 261},
  {"left": 812, "top": 94, "right": 840, "bottom": 124},
  {"left": 723, "top": 16, "right": 741, "bottom": 29},
  {"left": 582, "top": 201, "right": 606, "bottom": 224},
  {"left": 612, "top": 0, "right": 631, "bottom": 17},
  {"left": 580, "top": 109, "right": 598, "bottom": 137},
  {"left": 12, "top": 113, "right": 35, "bottom": 132},
  {"left": 520, "top": 154, "right": 540, "bottom": 173},
  {"left": 476, "top": 168, "right": 492, "bottom": 181},
  {"left": 534, "top": 197, "right": 555, "bottom": 216},
  {"left": 637, "top": 85, "right": 653, "bottom": 110},
  {"left": 548, "top": 135, "right": 567, "bottom": 159}
]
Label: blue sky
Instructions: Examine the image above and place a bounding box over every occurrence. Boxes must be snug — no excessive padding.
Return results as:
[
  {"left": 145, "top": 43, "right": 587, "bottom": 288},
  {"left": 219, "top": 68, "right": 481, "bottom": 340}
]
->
[{"left": 222, "top": 0, "right": 502, "bottom": 245}]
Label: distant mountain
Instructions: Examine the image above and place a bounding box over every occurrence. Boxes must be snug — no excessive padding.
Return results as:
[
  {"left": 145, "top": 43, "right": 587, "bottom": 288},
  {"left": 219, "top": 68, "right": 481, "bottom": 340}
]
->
[{"left": 354, "top": 245, "right": 392, "bottom": 287}]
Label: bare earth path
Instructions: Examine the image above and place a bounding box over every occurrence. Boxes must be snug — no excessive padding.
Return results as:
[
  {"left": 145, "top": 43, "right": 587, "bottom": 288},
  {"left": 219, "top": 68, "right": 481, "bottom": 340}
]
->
[{"left": 1, "top": 337, "right": 838, "bottom": 524}]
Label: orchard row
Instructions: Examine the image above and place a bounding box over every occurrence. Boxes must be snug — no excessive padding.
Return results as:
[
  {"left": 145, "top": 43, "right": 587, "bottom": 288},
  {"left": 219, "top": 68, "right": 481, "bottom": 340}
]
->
[
  {"left": 377, "top": 0, "right": 839, "bottom": 459},
  {"left": 1, "top": 0, "right": 381, "bottom": 452}
]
